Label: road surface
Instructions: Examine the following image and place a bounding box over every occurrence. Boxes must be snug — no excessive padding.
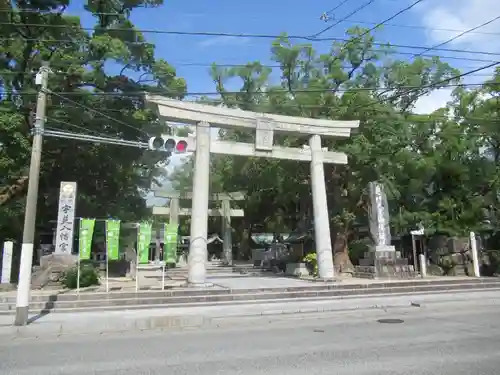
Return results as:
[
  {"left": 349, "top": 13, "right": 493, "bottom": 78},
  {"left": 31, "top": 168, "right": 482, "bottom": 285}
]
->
[{"left": 1, "top": 301, "right": 499, "bottom": 374}]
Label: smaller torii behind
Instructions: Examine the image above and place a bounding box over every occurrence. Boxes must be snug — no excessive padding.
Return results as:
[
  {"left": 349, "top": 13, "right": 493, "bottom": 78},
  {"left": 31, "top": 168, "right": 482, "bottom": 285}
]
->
[{"left": 152, "top": 190, "right": 245, "bottom": 265}]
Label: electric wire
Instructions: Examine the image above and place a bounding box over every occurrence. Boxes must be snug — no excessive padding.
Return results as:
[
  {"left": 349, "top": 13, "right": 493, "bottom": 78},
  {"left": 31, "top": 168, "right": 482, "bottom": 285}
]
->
[
  {"left": 47, "top": 90, "right": 149, "bottom": 137},
  {"left": 413, "top": 15, "right": 500, "bottom": 58},
  {"left": 312, "top": 0, "right": 376, "bottom": 38},
  {"left": 2, "top": 21, "right": 500, "bottom": 57},
  {"left": 3, "top": 8, "right": 500, "bottom": 36}
]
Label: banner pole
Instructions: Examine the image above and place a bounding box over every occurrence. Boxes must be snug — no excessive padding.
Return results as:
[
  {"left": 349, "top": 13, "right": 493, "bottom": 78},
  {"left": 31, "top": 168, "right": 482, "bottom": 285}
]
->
[
  {"left": 77, "top": 219, "right": 81, "bottom": 294},
  {"left": 105, "top": 220, "right": 109, "bottom": 293},
  {"left": 135, "top": 223, "right": 139, "bottom": 293},
  {"left": 162, "top": 262, "right": 165, "bottom": 291}
]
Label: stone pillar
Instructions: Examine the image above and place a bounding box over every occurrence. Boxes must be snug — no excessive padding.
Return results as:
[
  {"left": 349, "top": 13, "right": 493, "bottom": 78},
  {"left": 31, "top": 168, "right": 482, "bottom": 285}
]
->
[
  {"left": 419, "top": 254, "right": 427, "bottom": 278},
  {"left": 469, "top": 231, "right": 480, "bottom": 277},
  {"left": 221, "top": 199, "right": 233, "bottom": 265},
  {"left": 188, "top": 121, "right": 211, "bottom": 285},
  {"left": 169, "top": 197, "right": 180, "bottom": 226},
  {"left": 309, "top": 135, "right": 335, "bottom": 279},
  {"left": 1, "top": 241, "right": 13, "bottom": 284}
]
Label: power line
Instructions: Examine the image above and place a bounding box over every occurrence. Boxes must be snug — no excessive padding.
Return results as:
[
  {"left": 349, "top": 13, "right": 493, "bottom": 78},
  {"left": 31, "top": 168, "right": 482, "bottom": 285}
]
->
[
  {"left": 312, "top": 0, "right": 427, "bottom": 60},
  {"left": 0, "top": 69, "right": 492, "bottom": 78},
  {"left": 2, "top": 22, "right": 500, "bottom": 57},
  {"left": 0, "top": 43, "right": 495, "bottom": 66},
  {"left": 0, "top": 82, "right": 496, "bottom": 98},
  {"left": 46, "top": 116, "right": 108, "bottom": 137},
  {"left": 356, "top": 60, "right": 500, "bottom": 112},
  {"left": 312, "top": 0, "right": 376, "bottom": 38},
  {"left": 338, "top": 18, "right": 500, "bottom": 36},
  {"left": 320, "top": 0, "right": 355, "bottom": 20},
  {"left": 43, "top": 98, "right": 500, "bottom": 135},
  {"left": 187, "top": 97, "right": 500, "bottom": 124},
  {"left": 3, "top": 7, "right": 500, "bottom": 36},
  {"left": 47, "top": 90, "right": 150, "bottom": 137},
  {"left": 413, "top": 15, "right": 500, "bottom": 58}
]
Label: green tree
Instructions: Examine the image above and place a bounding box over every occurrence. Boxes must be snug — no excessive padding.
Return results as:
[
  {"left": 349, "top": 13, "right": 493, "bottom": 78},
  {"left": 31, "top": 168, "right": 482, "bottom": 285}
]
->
[
  {"left": 170, "top": 27, "right": 465, "bottom": 269},
  {"left": 0, "top": 0, "right": 186, "bottom": 240}
]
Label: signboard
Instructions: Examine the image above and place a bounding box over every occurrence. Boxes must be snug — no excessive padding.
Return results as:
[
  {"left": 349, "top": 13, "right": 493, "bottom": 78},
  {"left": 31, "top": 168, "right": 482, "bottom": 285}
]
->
[
  {"left": 164, "top": 223, "right": 178, "bottom": 263},
  {"left": 106, "top": 219, "right": 121, "bottom": 261},
  {"left": 137, "top": 222, "right": 152, "bottom": 264},
  {"left": 54, "top": 181, "right": 77, "bottom": 254},
  {"left": 78, "top": 219, "right": 95, "bottom": 260},
  {"left": 255, "top": 118, "right": 274, "bottom": 151}
]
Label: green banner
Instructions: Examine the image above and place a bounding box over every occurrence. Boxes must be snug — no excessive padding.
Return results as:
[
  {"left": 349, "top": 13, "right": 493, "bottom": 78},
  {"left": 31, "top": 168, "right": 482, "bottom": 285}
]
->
[
  {"left": 106, "top": 219, "right": 121, "bottom": 261},
  {"left": 78, "top": 219, "right": 95, "bottom": 260},
  {"left": 137, "top": 222, "right": 152, "bottom": 264},
  {"left": 164, "top": 223, "right": 178, "bottom": 264}
]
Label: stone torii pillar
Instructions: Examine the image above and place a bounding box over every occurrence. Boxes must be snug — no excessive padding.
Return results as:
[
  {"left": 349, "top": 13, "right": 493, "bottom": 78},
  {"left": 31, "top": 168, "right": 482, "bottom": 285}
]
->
[
  {"left": 152, "top": 190, "right": 246, "bottom": 268},
  {"left": 146, "top": 95, "right": 359, "bottom": 285}
]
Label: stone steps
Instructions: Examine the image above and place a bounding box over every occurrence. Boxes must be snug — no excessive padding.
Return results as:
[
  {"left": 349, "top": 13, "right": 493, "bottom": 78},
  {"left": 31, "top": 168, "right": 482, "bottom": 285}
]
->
[{"left": 0, "top": 278, "right": 498, "bottom": 315}]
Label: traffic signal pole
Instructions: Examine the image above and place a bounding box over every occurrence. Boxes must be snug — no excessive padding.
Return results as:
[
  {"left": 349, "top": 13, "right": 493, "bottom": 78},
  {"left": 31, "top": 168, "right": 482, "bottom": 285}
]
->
[{"left": 14, "top": 64, "right": 50, "bottom": 326}]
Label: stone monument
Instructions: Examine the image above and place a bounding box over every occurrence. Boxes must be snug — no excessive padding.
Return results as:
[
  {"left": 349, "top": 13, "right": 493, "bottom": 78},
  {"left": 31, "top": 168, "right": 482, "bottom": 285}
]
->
[{"left": 354, "top": 181, "right": 416, "bottom": 279}]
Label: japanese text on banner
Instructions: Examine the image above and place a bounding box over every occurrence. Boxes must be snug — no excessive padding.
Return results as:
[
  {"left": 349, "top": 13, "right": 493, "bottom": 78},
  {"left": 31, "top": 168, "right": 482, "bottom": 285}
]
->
[
  {"left": 164, "top": 223, "right": 178, "bottom": 264},
  {"left": 79, "top": 219, "right": 95, "bottom": 260},
  {"left": 106, "top": 220, "right": 121, "bottom": 261},
  {"left": 137, "top": 222, "right": 152, "bottom": 264}
]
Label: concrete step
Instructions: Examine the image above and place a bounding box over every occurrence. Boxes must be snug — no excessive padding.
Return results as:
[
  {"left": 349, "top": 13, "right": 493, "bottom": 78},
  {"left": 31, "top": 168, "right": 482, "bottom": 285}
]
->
[{"left": 0, "top": 278, "right": 499, "bottom": 315}]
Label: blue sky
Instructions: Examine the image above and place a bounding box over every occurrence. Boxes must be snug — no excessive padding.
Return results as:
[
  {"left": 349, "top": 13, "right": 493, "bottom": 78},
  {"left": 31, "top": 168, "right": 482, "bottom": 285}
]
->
[{"left": 66, "top": 0, "right": 500, "bottom": 112}]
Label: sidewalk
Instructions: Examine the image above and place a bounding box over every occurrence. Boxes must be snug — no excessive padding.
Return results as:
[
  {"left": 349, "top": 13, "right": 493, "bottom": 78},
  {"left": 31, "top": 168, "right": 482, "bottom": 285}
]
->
[{"left": 2, "top": 289, "right": 499, "bottom": 339}]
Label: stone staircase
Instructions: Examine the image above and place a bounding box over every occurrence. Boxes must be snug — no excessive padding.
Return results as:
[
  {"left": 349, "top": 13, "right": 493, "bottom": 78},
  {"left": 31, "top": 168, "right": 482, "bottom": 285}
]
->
[{"left": 1, "top": 277, "right": 499, "bottom": 316}]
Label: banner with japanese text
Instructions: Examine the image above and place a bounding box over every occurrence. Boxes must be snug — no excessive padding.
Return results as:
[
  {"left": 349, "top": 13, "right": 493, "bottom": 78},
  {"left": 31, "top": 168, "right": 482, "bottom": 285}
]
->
[
  {"left": 105, "top": 219, "right": 121, "bottom": 261},
  {"left": 164, "top": 223, "right": 178, "bottom": 263},
  {"left": 78, "top": 219, "right": 95, "bottom": 260},
  {"left": 137, "top": 222, "right": 152, "bottom": 264}
]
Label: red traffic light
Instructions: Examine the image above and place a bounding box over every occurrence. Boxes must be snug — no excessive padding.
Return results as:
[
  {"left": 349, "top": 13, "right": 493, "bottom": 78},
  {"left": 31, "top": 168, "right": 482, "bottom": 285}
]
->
[{"left": 176, "top": 140, "right": 187, "bottom": 153}]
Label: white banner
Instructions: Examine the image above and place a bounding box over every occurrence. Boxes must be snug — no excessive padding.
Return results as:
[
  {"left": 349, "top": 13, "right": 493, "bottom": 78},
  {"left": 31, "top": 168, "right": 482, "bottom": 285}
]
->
[{"left": 54, "top": 181, "right": 77, "bottom": 254}]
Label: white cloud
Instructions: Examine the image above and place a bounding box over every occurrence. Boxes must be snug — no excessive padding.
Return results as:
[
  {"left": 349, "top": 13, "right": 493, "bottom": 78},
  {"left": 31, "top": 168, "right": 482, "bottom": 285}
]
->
[
  {"left": 198, "top": 35, "right": 250, "bottom": 48},
  {"left": 416, "top": 0, "right": 500, "bottom": 51},
  {"left": 411, "top": 1, "right": 500, "bottom": 114},
  {"left": 413, "top": 88, "right": 453, "bottom": 114}
]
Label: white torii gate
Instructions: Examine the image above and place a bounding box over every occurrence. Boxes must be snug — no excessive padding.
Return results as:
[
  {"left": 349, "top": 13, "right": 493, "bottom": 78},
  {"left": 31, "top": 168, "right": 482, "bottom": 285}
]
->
[{"left": 146, "top": 95, "right": 359, "bottom": 285}]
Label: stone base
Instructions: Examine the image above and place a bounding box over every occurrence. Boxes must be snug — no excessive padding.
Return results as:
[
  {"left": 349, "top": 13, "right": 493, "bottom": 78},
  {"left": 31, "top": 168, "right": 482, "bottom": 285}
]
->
[
  {"left": 285, "top": 262, "right": 309, "bottom": 277},
  {"left": 354, "top": 247, "right": 416, "bottom": 279},
  {"left": 32, "top": 253, "right": 78, "bottom": 289}
]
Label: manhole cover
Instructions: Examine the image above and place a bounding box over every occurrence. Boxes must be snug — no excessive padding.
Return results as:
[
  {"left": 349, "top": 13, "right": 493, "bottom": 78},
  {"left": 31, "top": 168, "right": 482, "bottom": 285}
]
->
[{"left": 377, "top": 318, "right": 404, "bottom": 324}]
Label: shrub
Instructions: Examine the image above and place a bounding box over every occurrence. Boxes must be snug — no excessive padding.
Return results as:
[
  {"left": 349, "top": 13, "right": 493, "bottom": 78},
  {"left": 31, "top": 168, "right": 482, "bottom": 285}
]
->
[
  {"left": 61, "top": 263, "right": 100, "bottom": 289},
  {"left": 303, "top": 252, "right": 318, "bottom": 276}
]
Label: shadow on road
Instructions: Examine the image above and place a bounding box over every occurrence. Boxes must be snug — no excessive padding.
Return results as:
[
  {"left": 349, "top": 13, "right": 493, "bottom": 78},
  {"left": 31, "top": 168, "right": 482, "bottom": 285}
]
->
[{"left": 27, "top": 294, "right": 58, "bottom": 324}]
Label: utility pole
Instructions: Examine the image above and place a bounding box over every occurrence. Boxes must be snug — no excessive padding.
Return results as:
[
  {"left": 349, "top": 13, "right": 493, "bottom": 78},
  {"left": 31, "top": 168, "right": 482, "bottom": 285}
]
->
[{"left": 14, "top": 63, "right": 50, "bottom": 326}]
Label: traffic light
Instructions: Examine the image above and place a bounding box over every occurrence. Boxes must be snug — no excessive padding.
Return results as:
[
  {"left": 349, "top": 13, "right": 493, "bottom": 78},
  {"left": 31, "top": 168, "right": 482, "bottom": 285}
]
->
[{"left": 147, "top": 135, "right": 195, "bottom": 154}]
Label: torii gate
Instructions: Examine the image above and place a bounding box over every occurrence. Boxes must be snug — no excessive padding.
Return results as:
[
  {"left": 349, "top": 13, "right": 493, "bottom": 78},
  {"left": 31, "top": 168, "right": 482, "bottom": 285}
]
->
[
  {"left": 146, "top": 95, "right": 359, "bottom": 285},
  {"left": 151, "top": 190, "right": 245, "bottom": 265}
]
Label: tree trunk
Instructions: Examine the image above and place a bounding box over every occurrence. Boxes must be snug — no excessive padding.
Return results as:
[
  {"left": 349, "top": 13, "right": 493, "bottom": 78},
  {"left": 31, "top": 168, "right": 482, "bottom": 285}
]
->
[
  {"left": 238, "top": 221, "right": 253, "bottom": 261},
  {"left": 0, "top": 177, "right": 28, "bottom": 206},
  {"left": 332, "top": 226, "right": 355, "bottom": 274}
]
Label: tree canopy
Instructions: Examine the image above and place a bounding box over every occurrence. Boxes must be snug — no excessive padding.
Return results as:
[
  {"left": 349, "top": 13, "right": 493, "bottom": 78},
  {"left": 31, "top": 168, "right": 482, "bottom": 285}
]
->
[
  {"left": 0, "top": 0, "right": 185, "bottom": 240},
  {"left": 169, "top": 28, "right": 500, "bottom": 268},
  {"left": 1, "top": 3, "right": 499, "bottom": 270}
]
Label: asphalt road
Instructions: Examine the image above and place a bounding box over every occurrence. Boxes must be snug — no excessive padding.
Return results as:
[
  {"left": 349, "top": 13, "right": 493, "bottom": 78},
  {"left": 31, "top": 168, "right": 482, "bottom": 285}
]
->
[{"left": 1, "top": 302, "right": 500, "bottom": 375}]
